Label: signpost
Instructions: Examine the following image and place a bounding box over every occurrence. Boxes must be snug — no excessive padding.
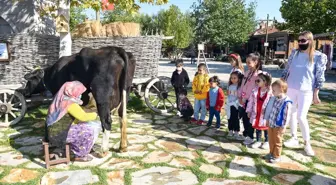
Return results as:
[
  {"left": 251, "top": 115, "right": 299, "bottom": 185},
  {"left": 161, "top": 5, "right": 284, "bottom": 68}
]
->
[{"left": 197, "top": 44, "right": 210, "bottom": 74}]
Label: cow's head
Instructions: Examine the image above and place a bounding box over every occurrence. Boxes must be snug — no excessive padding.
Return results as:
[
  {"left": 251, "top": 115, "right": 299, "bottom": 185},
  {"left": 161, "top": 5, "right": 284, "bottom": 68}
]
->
[{"left": 20, "top": 66, "right": 47, "bottom": 97}]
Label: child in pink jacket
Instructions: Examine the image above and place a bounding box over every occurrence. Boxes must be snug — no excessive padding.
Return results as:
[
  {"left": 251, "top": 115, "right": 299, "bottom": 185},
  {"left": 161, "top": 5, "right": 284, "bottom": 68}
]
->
[{"left": 246, "top": 72, "right": 272, "bottom": 149}]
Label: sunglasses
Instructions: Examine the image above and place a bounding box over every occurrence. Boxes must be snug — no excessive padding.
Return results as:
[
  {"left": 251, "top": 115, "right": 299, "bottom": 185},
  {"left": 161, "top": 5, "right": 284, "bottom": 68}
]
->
[{"left": 298, "top": 39, "right": 308, "bottom": 43}]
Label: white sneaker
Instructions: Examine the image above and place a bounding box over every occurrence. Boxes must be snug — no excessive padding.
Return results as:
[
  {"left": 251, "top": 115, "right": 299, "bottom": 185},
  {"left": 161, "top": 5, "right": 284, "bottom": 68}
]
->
[
  {"left": 261, "top": 142, "right": 269, "bottom": 150},
  {"left": 284, "top": 137, "right": 300, "bottom": 148},
  {"left": 243, "top": 137, "right": 254, "bottom": 145},
  {"left": 176, "top": 111, "right": 181, "bottom": 117},
  {"left": 304, "top": 143, "right": 315, "bottom": 156},
  {"left": 251, "top": 141, "right": 262, "bottom": 149},
  {"left": 228, "top": 130, "right": 234, "bottom": 137}
]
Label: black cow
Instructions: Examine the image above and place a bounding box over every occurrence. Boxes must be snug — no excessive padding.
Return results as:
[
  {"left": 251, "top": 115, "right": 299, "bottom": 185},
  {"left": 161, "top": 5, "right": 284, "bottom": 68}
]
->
[{"left": 20, "top": 46, "right": 136, "bottom": 153}]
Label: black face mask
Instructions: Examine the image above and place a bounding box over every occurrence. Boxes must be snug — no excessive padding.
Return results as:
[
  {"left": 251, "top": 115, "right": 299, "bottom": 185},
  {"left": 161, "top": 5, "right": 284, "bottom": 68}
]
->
[{"left": 299, "top": 43, "right": 309, "bottom": 51}]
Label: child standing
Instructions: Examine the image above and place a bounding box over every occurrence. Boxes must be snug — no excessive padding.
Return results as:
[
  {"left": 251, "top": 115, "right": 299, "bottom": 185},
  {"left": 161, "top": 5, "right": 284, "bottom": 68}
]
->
[
  {"left": 228, "top": 53, "right": 245, "bottom": 74},
  {"left": 226, "top": 71, "right": 244, "bottom": 139},
  {"left": 246, "top": 72, "right": 272, "bottom": 149},
  {"left": 264, "top": 80, "right": 292, "bottom": 163},
  {"left": 238, "top": 53, "right": 263, "bottom": 145},
  {"left": 171, "top": 60, "right": 190, "bottom": 116},
  {"left": 191, "top": 63, "right": 210, "bottom": 125},
  {"left": 206, "top": 76, "right": 225, "bottom": 130}
]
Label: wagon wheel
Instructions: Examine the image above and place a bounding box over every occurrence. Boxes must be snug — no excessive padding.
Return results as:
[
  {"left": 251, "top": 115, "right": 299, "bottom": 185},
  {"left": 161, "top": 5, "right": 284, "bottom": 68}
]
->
[
  {"left": 144, "top": 77, "right": 175, "bottom": 114},
  {"left": 0, "top": 89, "right": 27, "bottom": 127}
]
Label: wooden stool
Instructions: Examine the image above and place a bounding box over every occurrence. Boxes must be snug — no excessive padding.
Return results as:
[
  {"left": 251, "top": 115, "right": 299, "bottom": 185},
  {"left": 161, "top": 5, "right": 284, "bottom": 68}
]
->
[{"left": 43, "top": 141, "right": 70, "bottom": 169}]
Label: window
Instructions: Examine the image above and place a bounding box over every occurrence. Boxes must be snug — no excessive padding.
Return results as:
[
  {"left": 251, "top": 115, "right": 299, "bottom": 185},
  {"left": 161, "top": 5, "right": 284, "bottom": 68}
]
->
[{"left": 0, "top": 42, "right": 10, "bottom": 62}]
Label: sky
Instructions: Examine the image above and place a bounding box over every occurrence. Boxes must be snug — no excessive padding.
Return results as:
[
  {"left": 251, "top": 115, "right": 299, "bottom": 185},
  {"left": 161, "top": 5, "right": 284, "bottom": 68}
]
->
[{"left": 86, "top": 0, "right": 284, "bottom": 22}]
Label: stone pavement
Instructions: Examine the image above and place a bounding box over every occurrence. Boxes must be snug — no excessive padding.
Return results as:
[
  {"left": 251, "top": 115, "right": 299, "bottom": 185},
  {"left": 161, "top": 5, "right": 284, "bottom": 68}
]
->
[
  {"left": 0, "top": 91, "right": 336, "bottom": 185},
  {"left": 158, "top": 59, "right": 336, "bottom": 91}
]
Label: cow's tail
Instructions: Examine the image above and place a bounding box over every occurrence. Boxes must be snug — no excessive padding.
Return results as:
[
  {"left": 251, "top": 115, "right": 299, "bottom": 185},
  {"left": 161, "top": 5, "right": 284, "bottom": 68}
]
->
[{"left": 118, "top": 48, "right": 128, "bottom": 152}]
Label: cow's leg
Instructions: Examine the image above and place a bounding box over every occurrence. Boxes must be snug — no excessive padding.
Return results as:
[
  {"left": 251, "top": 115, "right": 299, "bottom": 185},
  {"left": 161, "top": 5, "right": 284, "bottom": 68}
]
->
[
  {"left": 92, "top": 86, "right": 112, "bottom": 153},
  {"left": 118, "top": 89, "right": 128, "bottom": 152},
  {"left": 81, "top": 90, "right": 90, "bottom": 106}
]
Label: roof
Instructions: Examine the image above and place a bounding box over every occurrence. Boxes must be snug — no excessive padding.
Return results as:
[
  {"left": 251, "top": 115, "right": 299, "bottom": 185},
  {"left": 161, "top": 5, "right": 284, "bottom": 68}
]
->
[{"left": 253, "top": 26, "right": 280, "bottom": 36}]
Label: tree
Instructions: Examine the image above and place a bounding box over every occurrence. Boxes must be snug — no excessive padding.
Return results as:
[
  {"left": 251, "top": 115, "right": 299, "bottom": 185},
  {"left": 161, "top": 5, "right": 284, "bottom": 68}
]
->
[
  {"left": 102, "top": 5, "right": 141, "bottom": 24},
  {"left": 158, "top": 5, "right": 194, "bottom": 49},
  {"left": 70, "top": 7, "right": 86, "bottom": 31},
  {"left": 279, "top": 0, "right": 336, "bottom": 33},
  {"left": 191, "top": 0, "right": 257, "bottom": 47}
]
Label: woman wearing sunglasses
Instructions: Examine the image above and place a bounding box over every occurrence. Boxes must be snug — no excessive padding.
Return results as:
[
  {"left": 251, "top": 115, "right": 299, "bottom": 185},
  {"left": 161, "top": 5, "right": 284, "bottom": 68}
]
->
[{"left": 281, "top": 31, "right": 328, "bottom": 156}]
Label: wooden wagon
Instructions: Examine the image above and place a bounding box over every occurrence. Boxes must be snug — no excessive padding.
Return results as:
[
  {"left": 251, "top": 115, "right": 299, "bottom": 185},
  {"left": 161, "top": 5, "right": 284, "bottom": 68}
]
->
[{"left": 0, "top": 33, "right": 176, "bottom": 127}]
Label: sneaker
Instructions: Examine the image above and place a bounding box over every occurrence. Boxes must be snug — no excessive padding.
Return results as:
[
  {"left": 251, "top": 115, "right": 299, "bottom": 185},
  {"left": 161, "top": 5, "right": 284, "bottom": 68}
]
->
[
  {"left": 228, "top": 130, "right": 234, "bottom": 137},
  {"left": 243, "top": 137, "right": 254, "bottom": 145},
  {"left": 176, "top": 111, "right": 181, "bottom": 117},
  {"left": 269, "top": 157, "right": 281, "bottom": 163},
  {"left": 251, "top": 141, "right": 262, "bottom": 149},
  {"left": 262, "top": 153, "right": 273, "bottom": 160},
  {"left": 284, "top": 137, "right": 300, "bottom": 148},
  {"left": 261, "top": 142, "right": 269, "bottom": 150},
  {"left": 234, "top": 133, "right": 245, "bottom": 140},
  {"left": 190, "top": 118, "right": 197, "bottom": 124},
  {"left": 216, "top": 126, "right": 221, "bottom": 131},
  {"left": 304, "top": 143, "right": 315, "bottom": 156},
  {"left": 197, "top": 120, "right": 205, "bottom": 125}
]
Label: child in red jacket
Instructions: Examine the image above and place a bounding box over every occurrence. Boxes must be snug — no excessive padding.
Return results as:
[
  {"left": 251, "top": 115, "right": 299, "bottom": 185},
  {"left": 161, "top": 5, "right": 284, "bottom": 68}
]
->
[{"left": 206, "top": 76, "right": 225, "bottom": 130}]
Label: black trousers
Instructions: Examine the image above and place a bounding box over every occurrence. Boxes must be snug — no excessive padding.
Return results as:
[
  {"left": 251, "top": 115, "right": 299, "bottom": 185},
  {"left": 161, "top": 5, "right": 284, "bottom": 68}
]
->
[
  {"left": 256, "top": 129, "right": 268, "bottom": 142},
  {"left": 239, "top": 101, "right": 254, "bottom": 139},
  {"left": 174, "top": 87, "right": 187, "bottom": 111},
  {"left": 228, "top": 106, "right": 240, "bottom": 132}
]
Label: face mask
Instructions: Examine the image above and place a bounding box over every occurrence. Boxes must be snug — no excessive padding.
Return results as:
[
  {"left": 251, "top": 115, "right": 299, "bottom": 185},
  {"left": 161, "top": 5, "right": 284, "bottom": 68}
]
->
[
  {"left": 176, "top": 67, "right": 182, "bottom": 71},
  {"left": 298, "top": 43, "right": 309, "bottom": 51}
]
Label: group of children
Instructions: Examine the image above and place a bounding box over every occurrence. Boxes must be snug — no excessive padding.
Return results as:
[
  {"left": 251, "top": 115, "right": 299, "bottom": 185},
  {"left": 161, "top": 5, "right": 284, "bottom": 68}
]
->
[{"left": 171, "top": 53, "right": 292, "bottom": 163}]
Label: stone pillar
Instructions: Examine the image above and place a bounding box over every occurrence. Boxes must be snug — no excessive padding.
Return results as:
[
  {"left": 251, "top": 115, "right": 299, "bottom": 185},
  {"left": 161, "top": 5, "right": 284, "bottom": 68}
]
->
[{"left": 58, "top": 0, "right": 71, "bottom": 57}]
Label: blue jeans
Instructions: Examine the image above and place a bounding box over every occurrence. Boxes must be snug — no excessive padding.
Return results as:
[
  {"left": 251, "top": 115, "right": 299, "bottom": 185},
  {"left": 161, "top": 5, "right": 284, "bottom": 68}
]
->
[
  {"left": 207, "top": 107, "right": 221, "bottom": 128},
  {"left": 194, "top": 99, "right": 206, "bottom": 121}
]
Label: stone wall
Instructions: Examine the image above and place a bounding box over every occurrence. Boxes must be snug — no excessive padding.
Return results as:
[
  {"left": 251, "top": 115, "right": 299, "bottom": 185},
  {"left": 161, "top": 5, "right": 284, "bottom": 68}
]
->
[{"left": 0, "top": 34, "right": 60, "bottom": 86}]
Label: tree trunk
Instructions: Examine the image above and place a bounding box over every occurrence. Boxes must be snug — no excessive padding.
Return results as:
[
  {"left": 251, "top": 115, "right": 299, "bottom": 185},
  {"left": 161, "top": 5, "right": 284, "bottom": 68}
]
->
[
  {"left": 59, "top": 0, "right": 71, "bottom": 58},
  {"left": 96, "top": 10, "right": 100, "bottom": 22}
]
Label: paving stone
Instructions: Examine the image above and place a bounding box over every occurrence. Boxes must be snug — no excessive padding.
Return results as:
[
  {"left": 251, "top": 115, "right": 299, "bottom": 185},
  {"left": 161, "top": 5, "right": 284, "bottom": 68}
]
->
[
  {"left": 308, "top": 173, "right": 336, "bottom": 185},
  {"left": 165, "top": 130, "right": 194, "bottom": 139},
  {"left": 12, "top": 126, "right": 26, "bottom": 130},
  {"left": 26, "top": 158, "right": 45, "bottom": 169},
  {"left": 16, "top": 128, "right": 33, "bottom": 134},
  {"left": 168, "top": 117, "right": 183, "bottom": 124},
  {"left": 165, "top": 123, "right": 189, "bottom": 132},
  {"left": 73, "top": 152, "right": 112, "bottom": 167},
  {"left": 220, "top": 141, "right": 242, "bottom": 154},
  {"left": 14, "top": 136, "right": 43, "bottom": 145},
  {"left": 169, "top": 157, "right": 194, "bottom": 168},
  {"left": 117, "top": 128, "right": 145, "bottom": 134},
  {"left": 262, "top": 167, "right": 271, "bottom": 175},
  {"left": 203, "top": 179, "right": 268, "bottom": 185},
  {"left": 152, "top": 129, "right": 172, "bottom": 136},
  {"left": 18, "top": 144, "right": 43, "bottom": 155},
  {"left": 0, "top": 152, "right": 29, "bottom": 166},
  {"left": 185, "top": 136, "right": 217, "bottom": 146},
  {"left": 229, "top": 156, "right": 256, "bottom": 178},
  {"left": 40, "top": 170, "right": 99, "bottom": 185},
  {"left": 313, "top": 146, "right": 336, "bottom": 164},
  {"left": 155, "top": 120, "right": 168, "bottom": 125},
  {"left": 117, "top": 144, "right": 148, "bottom": 157},
  {"left": 107, "top": 171, "right": 124, "bottom": 185},
  {"left": 171, "top": 151, "right": 199, "bottom": 160},
  {"left": 187, "top": 126, "right": 208, "bottom": 135},
  {"left": 202, "top": 145, "right": 229, "bottom": 163},
  {"left": 272, "top": 173, "right": 304, "bottom": 185},
  {"left": 284, "top": 150, "right": 313, "bottom": 163},
  {"left": 187, "top": 144, "right": 206, "bottom": 151},
  {"left": 314, "top": 164, "right": 336, "bottom": 177},
  {"left": 128, "top": 134, "right": 157, "bottom": 144},
  {"left": 200, "top": 163, "right": 223, "bottom": 175},
  {"left": 310, "top": 140, "right": 331, "bottom": 148},
  {"left": 142, "top": 151, "right": 173, "bottom": 163},
  {"left": 32, "top": 121, "right": 44, "bottom": 128},
  {"left": 7, "top": 131, "right": 21, "bottom": 138},
  {"left": 154, "top": 139, "right": 186, "bottom": 152},
  {"left": 263, "top": 155, "right": 309, "bottom": 171},
  {"left": 132, "top": 119, "right": 152, "bottom": 125},
  {"left": 100, "top": 158, "right": 140, "bottom": 170},
  {"left": 204, "top": 129, "right": 226, "bottom": 137},
  {"left": 0, "top": 146, "right": 13, "bottom": 152},
  {"left": 147, "top": 144, "right": 157, "bottom": 150},
  {"left": 246, "top": 147, "right": 269, "bottom": 155},
  {"left": 154, "top": 115, "right": 166, "bottom": 120},
  {"left": 131, "top": 166, "right": 198, "bottom": 185},
  {"left": 0, "top": 169, "right": 39, "bottom": 184}
]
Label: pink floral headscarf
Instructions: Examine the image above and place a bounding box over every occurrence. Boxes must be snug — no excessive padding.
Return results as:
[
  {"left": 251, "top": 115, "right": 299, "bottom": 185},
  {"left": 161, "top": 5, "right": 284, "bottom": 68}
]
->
[{"left": 46, "top": 81, "right": 86, "bottom": 127}]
